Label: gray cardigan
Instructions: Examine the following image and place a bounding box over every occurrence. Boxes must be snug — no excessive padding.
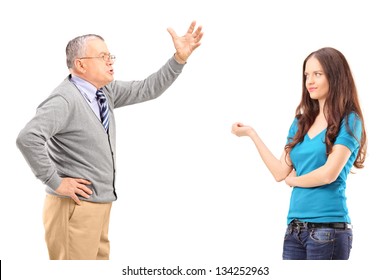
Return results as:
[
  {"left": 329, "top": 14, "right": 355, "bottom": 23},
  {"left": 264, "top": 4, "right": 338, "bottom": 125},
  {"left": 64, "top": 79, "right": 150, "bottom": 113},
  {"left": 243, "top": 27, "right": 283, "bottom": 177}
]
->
[{"left": 16, "top": 57, "right": 184, "bottom": 203}]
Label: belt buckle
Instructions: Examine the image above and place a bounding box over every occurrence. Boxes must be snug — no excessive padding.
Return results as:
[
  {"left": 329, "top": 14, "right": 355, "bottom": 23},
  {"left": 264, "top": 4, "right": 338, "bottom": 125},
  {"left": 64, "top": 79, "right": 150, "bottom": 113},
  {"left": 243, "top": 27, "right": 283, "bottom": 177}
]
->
[{"left": 293, "top": 220, "right": 307, "bottom": 230}]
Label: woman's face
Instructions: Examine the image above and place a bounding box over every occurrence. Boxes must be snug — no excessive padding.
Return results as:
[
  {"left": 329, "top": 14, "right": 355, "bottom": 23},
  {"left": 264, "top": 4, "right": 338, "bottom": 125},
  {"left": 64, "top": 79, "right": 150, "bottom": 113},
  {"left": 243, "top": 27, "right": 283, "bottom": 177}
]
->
[{"left": 304, "top": 56, "right": 329, "bottom": 102}]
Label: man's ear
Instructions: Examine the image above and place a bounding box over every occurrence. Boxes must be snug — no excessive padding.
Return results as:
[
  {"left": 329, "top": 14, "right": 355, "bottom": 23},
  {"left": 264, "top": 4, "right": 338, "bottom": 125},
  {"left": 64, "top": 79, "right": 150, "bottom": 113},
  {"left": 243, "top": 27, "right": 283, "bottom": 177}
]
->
[{"left": 74, "top": 59, "right": 87, "bottom": 73}]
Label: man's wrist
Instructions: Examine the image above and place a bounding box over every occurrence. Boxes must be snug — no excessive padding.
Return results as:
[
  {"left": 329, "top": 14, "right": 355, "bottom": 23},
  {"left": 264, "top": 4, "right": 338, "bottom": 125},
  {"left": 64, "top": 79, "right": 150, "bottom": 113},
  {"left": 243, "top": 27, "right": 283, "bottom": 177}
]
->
[{"left": 174, "top": 53, "right": 187, "bottom": 64}]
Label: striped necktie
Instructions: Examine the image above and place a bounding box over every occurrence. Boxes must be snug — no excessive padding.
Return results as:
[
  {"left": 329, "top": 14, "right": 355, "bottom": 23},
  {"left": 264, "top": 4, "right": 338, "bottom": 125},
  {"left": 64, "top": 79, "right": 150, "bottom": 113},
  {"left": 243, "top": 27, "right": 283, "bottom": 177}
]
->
[{"left": 96, "top": 89, "right": 109, "bottom": 132}]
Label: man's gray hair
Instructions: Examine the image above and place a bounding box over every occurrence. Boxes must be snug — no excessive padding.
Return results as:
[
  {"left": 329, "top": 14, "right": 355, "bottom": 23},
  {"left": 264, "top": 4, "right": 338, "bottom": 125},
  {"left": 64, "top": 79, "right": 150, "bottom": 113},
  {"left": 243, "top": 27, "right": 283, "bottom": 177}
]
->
[{"left": 66, "top": 34, "right": 104, "bottom": 69}]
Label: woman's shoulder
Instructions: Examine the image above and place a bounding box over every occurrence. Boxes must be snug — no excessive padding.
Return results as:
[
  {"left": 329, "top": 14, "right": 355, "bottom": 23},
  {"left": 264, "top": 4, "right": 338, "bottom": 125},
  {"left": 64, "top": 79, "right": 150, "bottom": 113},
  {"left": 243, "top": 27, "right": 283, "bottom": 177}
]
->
[{"left": 342, "top": 112, "right": 362, "bottom": 127}]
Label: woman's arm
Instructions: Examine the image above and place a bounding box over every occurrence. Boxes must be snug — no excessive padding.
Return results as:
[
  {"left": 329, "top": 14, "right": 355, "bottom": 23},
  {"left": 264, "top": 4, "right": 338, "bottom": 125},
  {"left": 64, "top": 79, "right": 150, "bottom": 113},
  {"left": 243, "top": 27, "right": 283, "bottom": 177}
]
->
[
  {"left": 231, "top": 122, "right": 293, "bottom": 182},
  {"left": 285, "top": 144, "right": 352, "bottom": 188}
]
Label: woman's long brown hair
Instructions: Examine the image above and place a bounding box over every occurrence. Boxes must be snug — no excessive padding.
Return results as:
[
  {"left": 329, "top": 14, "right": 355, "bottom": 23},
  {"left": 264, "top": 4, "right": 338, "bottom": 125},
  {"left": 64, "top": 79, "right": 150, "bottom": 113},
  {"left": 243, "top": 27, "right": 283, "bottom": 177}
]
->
[{"left": 285, "top": 47, "right": 367, "bottom": 168}]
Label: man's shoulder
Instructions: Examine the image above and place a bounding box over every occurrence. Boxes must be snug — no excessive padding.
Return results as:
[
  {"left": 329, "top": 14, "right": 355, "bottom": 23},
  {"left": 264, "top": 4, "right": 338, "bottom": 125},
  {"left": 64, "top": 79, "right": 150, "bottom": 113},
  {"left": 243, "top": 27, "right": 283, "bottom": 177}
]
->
[
  {"left": 37, "top": 76, "right": 80, "bottom": 109},
  {"left": 49, "top": 76, "right": 80, "bottom": 100}
]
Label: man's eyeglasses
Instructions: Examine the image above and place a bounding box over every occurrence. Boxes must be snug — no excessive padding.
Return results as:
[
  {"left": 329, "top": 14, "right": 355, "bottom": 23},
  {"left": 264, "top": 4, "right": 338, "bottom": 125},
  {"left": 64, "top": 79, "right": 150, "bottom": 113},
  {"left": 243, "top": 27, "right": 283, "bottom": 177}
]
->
[{"left": 79, "top": 53, "right": 116, "bottom": 62}]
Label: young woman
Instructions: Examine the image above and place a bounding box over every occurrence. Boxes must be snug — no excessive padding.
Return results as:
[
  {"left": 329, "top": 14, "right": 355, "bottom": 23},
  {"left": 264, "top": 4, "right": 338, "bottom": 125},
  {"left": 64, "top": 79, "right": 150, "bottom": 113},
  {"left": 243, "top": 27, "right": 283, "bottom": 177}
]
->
[{"left": 231, "top": 47, "right": 367, "bottom": 260}]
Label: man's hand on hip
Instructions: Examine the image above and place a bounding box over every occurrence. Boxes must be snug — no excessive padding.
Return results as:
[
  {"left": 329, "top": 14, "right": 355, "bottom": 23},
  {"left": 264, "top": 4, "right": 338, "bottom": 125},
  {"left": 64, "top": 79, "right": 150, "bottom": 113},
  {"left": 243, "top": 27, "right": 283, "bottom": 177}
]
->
[{"left": 55, "top": 178, "right": 92, "bottom": 205}]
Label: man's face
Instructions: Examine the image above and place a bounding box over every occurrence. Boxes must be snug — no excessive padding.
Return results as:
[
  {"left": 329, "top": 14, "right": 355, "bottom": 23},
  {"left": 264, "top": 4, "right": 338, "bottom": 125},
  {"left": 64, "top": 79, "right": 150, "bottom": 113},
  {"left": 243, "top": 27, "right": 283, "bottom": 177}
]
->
[{"left": 78, "top": 38, "right": 115, "bottom": 89}]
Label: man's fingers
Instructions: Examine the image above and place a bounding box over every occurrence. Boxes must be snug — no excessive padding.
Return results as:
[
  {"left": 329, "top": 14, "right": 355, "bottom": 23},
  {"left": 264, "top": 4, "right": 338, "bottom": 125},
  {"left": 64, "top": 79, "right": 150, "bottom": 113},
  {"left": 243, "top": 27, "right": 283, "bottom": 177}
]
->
[
  {"left": 76, "top": 188, "right": 91, "bottom": 199},
  {"left": 76, "top": 183, "right": 93, "bottom": 195},
  {"left": 75, "top": 178, "right": 91, "bottom": 185},
  {"left": 194, "top": 31, "right": 203, "bottom": 43},
  {"left": 168, "top": 21, "right": 199, "bottom": 39},
  {"left": 186, "top": 21, "right": 196, "bottom": 34},
  {"left": 193, "top": 26, "right": 203, "bottom": 39},
  {"left": 191, "top": 42, "right": 202, "bottom": 52},
  {"left": 70, "top": 194, "right": 82, "bottom": 206},
  {"left": 167, "top": 27, "right": 177, "bottom": 39},
  {"left": 55, "top": 178, "right": 92, "bottom": 203},
  {"left": 74, "top": 178, "right": 93, "bottom": 195}
]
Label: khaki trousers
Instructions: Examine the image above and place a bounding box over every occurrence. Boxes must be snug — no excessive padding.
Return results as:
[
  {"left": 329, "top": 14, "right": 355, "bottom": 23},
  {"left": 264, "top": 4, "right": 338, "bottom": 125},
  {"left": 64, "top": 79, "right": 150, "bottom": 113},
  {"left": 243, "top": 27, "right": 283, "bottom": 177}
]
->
[{"left": 43, "top": 194, "right": 112, "bottom": 260}]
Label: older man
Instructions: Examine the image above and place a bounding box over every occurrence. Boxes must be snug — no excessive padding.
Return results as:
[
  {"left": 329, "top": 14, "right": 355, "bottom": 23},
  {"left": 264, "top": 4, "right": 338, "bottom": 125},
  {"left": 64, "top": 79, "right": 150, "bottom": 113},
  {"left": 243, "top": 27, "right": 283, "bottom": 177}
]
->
[{"left": 16, "top": 21, "right": 203, "bottom": 260}]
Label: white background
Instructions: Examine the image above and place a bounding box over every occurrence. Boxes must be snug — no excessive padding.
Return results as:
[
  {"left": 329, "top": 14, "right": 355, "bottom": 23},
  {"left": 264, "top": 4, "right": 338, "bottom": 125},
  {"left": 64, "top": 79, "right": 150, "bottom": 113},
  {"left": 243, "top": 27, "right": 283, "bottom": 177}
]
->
[{"left": 1, "top": 0, "right": 388, "bottom": 279}]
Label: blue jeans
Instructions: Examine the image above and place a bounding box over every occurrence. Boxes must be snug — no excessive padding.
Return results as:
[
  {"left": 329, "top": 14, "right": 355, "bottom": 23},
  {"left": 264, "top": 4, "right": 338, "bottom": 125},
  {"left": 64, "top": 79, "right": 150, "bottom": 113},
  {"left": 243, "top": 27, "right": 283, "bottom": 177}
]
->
[{"left": 283, "top": 223, "right": 353, "bottom": 260}]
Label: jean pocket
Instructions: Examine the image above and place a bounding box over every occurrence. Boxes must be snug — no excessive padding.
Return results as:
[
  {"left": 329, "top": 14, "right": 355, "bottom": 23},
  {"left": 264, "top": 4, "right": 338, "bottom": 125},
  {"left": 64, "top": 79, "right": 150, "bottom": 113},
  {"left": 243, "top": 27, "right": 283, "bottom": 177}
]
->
[{"left": 309, "top": 228, "right": 335, "bottom": 243}]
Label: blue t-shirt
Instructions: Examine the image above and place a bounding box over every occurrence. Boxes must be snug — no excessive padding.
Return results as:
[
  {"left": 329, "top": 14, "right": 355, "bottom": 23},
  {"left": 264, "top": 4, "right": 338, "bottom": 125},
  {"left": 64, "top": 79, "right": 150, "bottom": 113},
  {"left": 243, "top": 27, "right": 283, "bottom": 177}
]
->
[{"left": 286, "top": 113, "right": 362, "bottom": 224}]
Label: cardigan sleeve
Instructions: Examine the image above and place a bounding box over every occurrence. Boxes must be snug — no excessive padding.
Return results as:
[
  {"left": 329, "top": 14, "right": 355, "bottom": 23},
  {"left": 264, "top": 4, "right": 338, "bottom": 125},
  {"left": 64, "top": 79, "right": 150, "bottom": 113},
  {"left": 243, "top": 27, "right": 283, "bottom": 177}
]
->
[
  {"left": 105, "top": 56, "right": 185, "bottom": 109},
  {"left": 16, "top": 94, "right": 70, "bottom": 190}
]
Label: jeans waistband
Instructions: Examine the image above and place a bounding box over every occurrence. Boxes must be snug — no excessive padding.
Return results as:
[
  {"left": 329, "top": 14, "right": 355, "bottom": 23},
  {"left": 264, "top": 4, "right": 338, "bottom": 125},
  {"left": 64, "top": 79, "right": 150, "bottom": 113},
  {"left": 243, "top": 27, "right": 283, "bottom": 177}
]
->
[{"left": 290, "top": 219, "right": 352, "bottom": 230}]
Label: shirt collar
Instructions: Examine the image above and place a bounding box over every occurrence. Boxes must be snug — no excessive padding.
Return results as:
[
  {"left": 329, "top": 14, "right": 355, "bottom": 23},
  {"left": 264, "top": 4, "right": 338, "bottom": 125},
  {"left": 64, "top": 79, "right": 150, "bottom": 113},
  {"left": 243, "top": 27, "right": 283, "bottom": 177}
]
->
[{"left": 70, "top": 74, "right": 99, "bottom": 103}]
